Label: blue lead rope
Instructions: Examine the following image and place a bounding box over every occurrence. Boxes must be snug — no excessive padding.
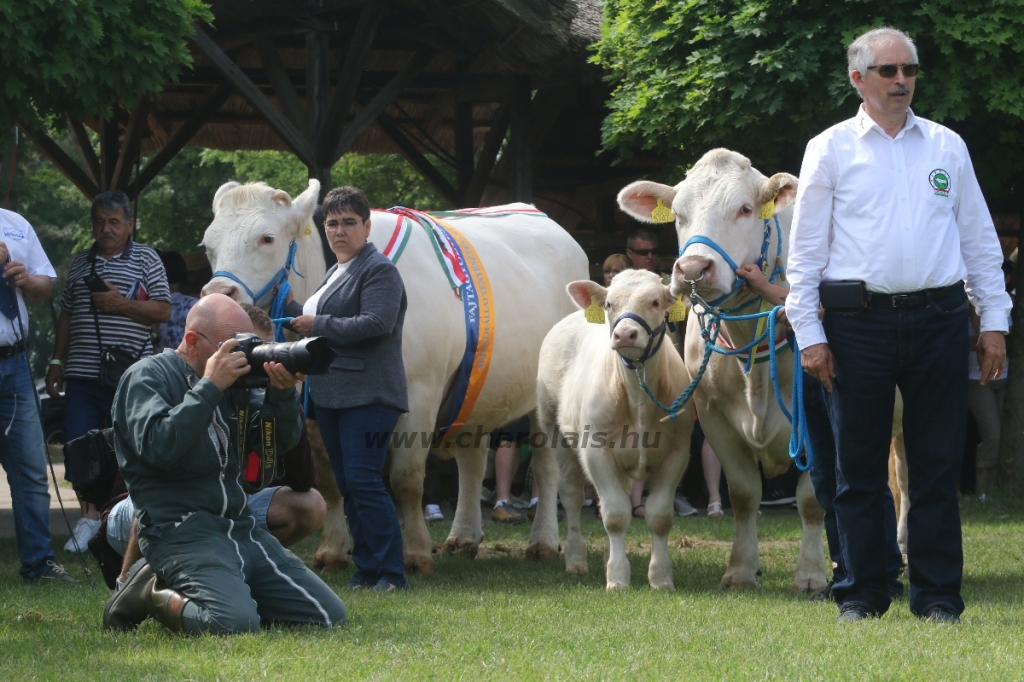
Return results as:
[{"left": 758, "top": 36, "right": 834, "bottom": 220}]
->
[{"left": 212, "top": 239, "right": 305, "bottom": 342}]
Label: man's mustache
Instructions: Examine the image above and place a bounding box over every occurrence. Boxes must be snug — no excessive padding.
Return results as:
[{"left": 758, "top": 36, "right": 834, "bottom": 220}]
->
[
  {"left": 889, "top": 85, "right": 910, "bottom": 96},
  {"left": 97, "top": 232, "right": 117, "bottom": 240}
]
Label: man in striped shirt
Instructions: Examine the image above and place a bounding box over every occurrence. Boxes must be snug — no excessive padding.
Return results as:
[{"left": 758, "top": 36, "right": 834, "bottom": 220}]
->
[{"left": 45, "top": 191, "right": 171, "bottom": 552}]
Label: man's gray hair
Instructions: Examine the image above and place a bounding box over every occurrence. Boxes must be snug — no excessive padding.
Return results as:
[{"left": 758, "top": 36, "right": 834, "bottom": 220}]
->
[
  {"left": 91, "top": 190, "right": 134, "bottom": 222},
  {"left": 847, "top": 27, "right": 919, "bottom": 91},
  {"left": 627, "top": 228, "right": 659, "bottom": 250}
]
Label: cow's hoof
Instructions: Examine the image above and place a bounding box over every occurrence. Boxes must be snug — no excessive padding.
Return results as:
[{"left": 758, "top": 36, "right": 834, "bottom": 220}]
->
[
  {"left": 606, "top": 582, "right": 629, "bottom": 591},
  {"left": 565, "top": 562, "right": 589, "bottom": 576},
  {"left": 313, "top": 550, "right": 349, "bottom": 574},
  {"left": 720, "top": 574, "right": 760, "bottom": 590},
  {"left": 525, "top": 542, "right": 560, "bottom": 563},
  {"left": 791, "top": 577, "right": 827, "bottom": 595},
  {"left": 441, "top": 538, "right": 479, "bottom": 559},
  {"left": 405, "top": 553, "right": 437, "bottom": 574},
  {"left": 650, "top": 581, "right": 675, "bottom": 591}
]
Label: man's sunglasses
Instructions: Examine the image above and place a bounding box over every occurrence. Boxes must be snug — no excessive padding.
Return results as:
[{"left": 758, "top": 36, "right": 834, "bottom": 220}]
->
[
  {"left": 867, "top": 63, "right": 919, "bottom": 78},
  {"left": 629, "top": 248, "right": 656, "bottom": 257}
]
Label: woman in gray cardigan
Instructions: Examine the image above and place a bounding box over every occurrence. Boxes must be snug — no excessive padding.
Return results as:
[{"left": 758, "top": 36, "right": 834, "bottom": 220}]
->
[{"left": 289, "top": 186, "right": 409, "bottom": 591}]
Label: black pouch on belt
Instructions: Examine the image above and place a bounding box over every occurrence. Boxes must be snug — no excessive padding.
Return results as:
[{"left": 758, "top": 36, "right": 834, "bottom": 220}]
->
[{"left": 819, "top": 280, "right": 868, "bottom": 309}]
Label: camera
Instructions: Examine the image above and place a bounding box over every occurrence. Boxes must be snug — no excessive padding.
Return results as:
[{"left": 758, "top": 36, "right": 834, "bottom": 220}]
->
[
  {"left": 85, "top": 274, "right": 109, "bottom": 292},
  {"left": 230, "top": 332, "right": 337, "bottom": 389}
]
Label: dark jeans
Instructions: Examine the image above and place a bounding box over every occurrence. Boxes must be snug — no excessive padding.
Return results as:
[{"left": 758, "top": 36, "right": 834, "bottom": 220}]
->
[
  {"left": 316, "top": 403, "right": 407, "bottom": 588},
  {"left": 804, "top": 373, "right": 903, "bottom": 598},
  {"left": 824, "top": 286, "right": 968, "bottom": 617},
  {"left": 64, "top": 378, "right": 115, "bottom": 442}
]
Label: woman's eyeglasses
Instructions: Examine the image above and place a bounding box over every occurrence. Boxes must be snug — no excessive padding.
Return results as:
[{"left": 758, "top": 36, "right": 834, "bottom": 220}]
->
[{"left": 866, "top": 63, "right": 919, "bottom": 78}]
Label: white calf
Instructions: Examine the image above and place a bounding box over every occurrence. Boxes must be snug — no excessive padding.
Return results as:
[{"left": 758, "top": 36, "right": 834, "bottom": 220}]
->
[{"left": 534, "top": 270, "right": 694, "bottom": 590}]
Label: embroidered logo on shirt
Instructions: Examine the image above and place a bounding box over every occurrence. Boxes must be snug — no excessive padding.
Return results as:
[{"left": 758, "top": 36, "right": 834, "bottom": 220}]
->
[
  {"left": 2, "top": 226, "right": 25, "bottom": 240},
  {"left": 929, "top": 169, "right": 951, "bottom": 197}
]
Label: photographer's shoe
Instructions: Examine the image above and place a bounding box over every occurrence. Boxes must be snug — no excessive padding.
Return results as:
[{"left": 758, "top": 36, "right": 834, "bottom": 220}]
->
[
  {"left": 147, "top": 576, "right": 190, "bottom": 633},
  {"left": 103, "top": 560, "right": 155, "bottom": 631}
]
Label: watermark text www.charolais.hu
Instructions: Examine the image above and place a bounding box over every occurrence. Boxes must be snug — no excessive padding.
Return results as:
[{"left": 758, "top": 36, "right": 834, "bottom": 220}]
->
[{"left": 365, "top": 425, "right": 663, "bottom": 449}]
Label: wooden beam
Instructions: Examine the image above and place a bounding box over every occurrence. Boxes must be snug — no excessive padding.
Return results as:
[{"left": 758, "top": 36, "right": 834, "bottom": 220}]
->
[
  {"left": 331, "top": 49, "right": 435, "bottom": 163},
  {"left": 253, "top": 37, "right": 307, "bottom": 132},
  {"left": 17, "top": 122, "right": 100, "bottom": 198},
  {"left": 321, "top": 0, "right": 386, "bottom": 156},
  {"left": 189, "top": 23, "right": 315, "bottom": 167},
  {"left": 374, "top": 112, "right": 460, "bottom": 208},
  {"left": 466, "top": 103, "right": 510, "bottom": 207},
  {"left": 111, "top": 92, "right": 150, "bottom": 191},
  {"left": 65, "top": 115, "right": 101, "bottom": 186},
  {"left": 128, "top": 85, "right": 231, "bottom": 196},
  {"left": 509, "top": 76, "right": 532, "bottom": 202}
]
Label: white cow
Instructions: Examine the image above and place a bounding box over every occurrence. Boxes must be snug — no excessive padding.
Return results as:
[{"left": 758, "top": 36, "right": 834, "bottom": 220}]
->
[
  {"left": 618, "top": 148, "right": 827, "bottom": 593},
  {"left": 534, "top": 270, "right": 694, "bottom": 589},
  {"left": 201, "top": 179, "right": 588, "bottom": 572}
]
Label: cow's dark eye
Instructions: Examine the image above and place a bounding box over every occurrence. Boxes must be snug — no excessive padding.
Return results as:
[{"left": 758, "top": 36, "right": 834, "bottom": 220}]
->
[
  {"left": 261, "top": 235, "right": 274, "bottom": 245},
  {"left": 652, "top": 300, "right": 660, "bottom": 307},
  {"left": 741, "top": 205, "right": 753, "bottom": 214}
]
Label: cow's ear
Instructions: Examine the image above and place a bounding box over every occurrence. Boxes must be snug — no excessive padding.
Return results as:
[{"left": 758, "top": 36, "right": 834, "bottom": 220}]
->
[
  {"left": 617, "top": 181, "right": 678, "bottom": 224},
  {"left": 212, "top": 181, "right": 241, "bottom": 215},
  {"left": 758, "top": 173, "right": 799, "bottom": 214},
  {"left": 271, "top": 189, "right": 293, "bottom": 207},
  {"left": 290, "top": 180, "right": 321, "bottom": 236},
  {"left": 567, "top": 280, "right": 607, "bottom": 311}
]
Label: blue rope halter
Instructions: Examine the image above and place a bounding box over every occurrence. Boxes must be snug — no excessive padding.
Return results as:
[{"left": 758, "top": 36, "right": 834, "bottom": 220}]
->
[
  {"left": 610, "top": 312, "right": 668, "bottom": 370},
  {"left": 211, "top": 238, "right": 305, "bottom": 341},
  {"left": 634, "top": 214, "right": 813, "bottom": 471}
]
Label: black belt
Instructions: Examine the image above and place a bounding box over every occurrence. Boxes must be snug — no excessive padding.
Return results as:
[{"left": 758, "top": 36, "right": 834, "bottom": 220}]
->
[
  {"left": 866, "top": 282, "right": 963, "bottom": 309},
  {"left": 0, "top": 340, "right": 26, "bottom": 358}
]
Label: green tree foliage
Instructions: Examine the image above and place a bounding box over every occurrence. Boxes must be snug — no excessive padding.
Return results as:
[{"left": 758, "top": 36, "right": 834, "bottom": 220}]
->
[
  {"left": 0, "top": 0, "right": 211, "bottom": 127},
  {"left": 594, "top": 0, "right": 1024, "bottom": 203}
]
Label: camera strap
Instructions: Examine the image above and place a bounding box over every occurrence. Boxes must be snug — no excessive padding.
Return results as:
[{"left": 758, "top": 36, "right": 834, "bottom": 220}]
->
[{"left": 238, "top": 397, "right": 279, "bottom": 492}]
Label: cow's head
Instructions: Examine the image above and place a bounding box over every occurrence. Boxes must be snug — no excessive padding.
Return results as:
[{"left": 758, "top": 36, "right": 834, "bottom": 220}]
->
[
  {"left": 201, "top": 179, "right": 321, "bottom": 304},
  {"left": 617, "top": 149, "right": 798, "bottom": 301},
  {"left": 568, "top": 269, "right": 676, "bottom": 364}
]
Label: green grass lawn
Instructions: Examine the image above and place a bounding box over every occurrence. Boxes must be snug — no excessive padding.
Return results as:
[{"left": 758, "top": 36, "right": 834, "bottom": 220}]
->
[{"left": 2, "top": 497, "right": 1022, "bottom": 681}]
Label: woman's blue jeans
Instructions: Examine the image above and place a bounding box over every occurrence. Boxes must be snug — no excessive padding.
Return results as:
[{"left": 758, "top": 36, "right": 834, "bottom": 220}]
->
[
  {"left": 0, "top": 353, "right": 56, "bottom": 578},
  {"left": 316, "top": 403, "right": 407, "bottom": 587}
]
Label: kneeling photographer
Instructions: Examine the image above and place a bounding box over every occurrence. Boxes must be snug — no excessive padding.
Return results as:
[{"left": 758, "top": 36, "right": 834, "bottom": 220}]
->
[{"left": 103, "top": 293, "right": 346, "bottom": 634}]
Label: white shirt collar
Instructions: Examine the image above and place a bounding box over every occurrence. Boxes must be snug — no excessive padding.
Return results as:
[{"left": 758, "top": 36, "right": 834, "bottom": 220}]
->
[{"left": 855, "top": 104, "right": 919, "bottom": 140}]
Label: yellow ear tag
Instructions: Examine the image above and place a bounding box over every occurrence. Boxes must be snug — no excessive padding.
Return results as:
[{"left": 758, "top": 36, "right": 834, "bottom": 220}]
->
[
  {"left": 668, "top": 296, "right": 688, "bottom": 323},
  {"left": 651, "top": 199, "right": 675, "bottom": 224},
  {"left": 758, "top": 201, "right": 775, "bottom": 220},
  {"left": 585, "top": 299, "right": 605, "bottom": 324},
  {"left": 303, "top": 224, "right": 314, "bottom": 236}
]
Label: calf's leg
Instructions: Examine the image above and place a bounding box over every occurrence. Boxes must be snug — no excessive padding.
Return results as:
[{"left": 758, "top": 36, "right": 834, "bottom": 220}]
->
[
  {"left": 792, "top": 469, "right": 828, "bottom": 594},
  {"left": 526, "top": 411, "right": 562, "bottom": 563},
  {"left": 584, "top": 447, "right": 632, "bottom": 590}
]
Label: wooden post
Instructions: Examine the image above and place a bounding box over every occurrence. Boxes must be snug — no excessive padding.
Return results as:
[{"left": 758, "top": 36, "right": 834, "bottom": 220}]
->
[
  {"left": 454, "top": 101, "right": 474, "bottom": 203},
  {"left": 508, "top": 76, "right": 532, "bottom": 202},
  {"left": 999, "top": 183, "right": 1024, "bottom": 496},
  {"left": 99, "top": 115, "right": 120, "bottom": 192},
  {"left": 306, "top": 30, "right": 332, "bottom": 200}
]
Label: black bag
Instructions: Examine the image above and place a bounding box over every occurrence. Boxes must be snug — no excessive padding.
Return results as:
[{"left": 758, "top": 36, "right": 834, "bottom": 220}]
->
[
  {"left": 88, "top": 249, "right": 148, "bottom": 391},
  {"left": 64, "top": 427, "right": 119, "bottom": 507}
]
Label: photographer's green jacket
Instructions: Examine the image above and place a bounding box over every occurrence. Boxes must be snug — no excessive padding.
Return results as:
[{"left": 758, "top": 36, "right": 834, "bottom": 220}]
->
[{"left": 111, "top": 349, "right": 302, "bottom": 549}]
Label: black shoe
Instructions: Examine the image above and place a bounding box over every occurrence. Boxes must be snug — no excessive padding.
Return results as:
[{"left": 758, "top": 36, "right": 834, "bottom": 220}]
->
[
  {"left": 103, "top": 560, "right": 156, "bottom": 631},
  {"left": 836, "top": 603, "right": 876, "bottom": 622},
  {"left": 808, "top": 580, "right": 834, "bottom": 602},
  {"left": 760, "top": 488, "right": 797, "bottom": 506},
  {"left": 923, "top": 604, "right": 961, "bottom": 624},
  {"left": 29, "top": 560, "right": 79, "bottom": 584}
]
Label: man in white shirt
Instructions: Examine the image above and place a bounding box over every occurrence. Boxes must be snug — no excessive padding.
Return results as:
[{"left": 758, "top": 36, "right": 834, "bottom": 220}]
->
[
  {"left": 0, "top": 208, "right": 75, "bottom": 582},
  {"left": 786, "top": 27, "right": 1010, "bottom": 624}
]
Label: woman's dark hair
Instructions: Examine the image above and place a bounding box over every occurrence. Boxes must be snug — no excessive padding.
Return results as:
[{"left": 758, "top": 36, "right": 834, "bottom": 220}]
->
[
  {"left": 322, "top": 186, "right": 370, "bottom": 222},
  {"left": 157, "top": 250, "right": 189, "bottom": 286}
]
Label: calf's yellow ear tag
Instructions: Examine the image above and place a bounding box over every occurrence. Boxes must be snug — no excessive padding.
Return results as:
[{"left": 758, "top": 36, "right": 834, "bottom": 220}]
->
[
  {"left": 758, "top": 200, "right": 775, "bottom": 220},
  {"left": 651, "top": 199, "right": 675, "bottom": 224},
  {"left": 668, "top": 296, "right": 688, "bottom": 323},
  {"left": 303, "top": 223, "right": 314, "bottom": 236},
  {"left": 585, "top": 298, "right": 605, "bottom": 324}
]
